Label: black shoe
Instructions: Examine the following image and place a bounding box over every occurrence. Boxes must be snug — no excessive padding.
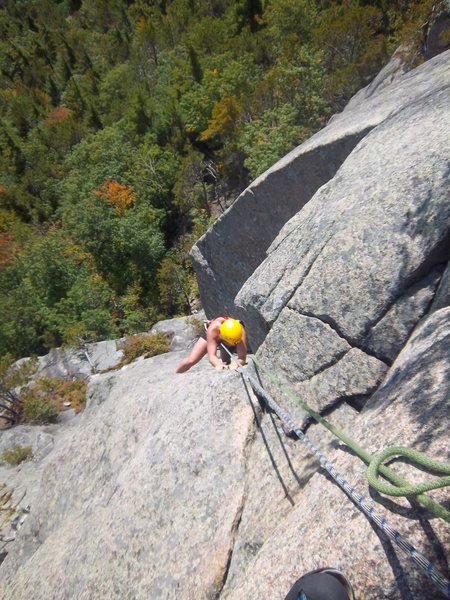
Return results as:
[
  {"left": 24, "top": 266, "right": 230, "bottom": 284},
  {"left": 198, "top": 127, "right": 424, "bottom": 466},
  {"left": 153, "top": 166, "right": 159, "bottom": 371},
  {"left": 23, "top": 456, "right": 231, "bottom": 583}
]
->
[{"left": 284, "top": 568, "right": 355, "bottom": 600}]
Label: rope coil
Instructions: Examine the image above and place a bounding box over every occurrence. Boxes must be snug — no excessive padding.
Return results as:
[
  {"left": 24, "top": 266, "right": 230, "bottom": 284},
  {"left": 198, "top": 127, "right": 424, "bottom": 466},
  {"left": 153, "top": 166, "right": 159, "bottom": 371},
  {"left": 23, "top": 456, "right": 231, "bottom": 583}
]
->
[
  {"left": 251, "top": 355, "right": 450, "bottom": 524},
  {"left": 368, "top": 447, "right": 450, "bottom": 498}
]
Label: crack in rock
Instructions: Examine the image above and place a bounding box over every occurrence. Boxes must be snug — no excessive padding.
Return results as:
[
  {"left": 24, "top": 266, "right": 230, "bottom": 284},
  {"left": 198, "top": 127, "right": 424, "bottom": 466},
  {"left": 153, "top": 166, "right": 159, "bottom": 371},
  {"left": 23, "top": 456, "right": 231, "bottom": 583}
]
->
[
  {"left": 213, "top": 493, "right": 246, "bottom": 599},
  {"left": 292, "top": 308, "right": 390, "bottom": 368},
  {"left": 213, "top": 392, "right": 261, "bottom": 599}
]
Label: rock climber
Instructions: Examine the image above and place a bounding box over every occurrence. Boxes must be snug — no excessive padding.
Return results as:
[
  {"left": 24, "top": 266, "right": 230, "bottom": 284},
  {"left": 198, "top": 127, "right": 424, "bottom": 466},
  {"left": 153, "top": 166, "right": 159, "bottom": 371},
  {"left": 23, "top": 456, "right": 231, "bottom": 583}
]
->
[{"left": 175, "top": 316, "right": 247, "bottom": 373}]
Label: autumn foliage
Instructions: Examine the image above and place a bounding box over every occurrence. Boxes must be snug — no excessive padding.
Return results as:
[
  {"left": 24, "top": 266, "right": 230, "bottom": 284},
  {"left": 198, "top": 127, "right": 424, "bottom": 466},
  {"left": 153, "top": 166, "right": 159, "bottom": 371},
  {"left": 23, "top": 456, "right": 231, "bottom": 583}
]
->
[
  {"left": 200, "top": 96, "right": 240, "bottom": 142},
  {"left": 95, "top": 179, "right": 135, "bottom": 215},
  {"left": 0, "top": 232, "right": 17, "bottom": 266},
  {"left": 43, "top": 106, "right": 74, "bottom": 127}
]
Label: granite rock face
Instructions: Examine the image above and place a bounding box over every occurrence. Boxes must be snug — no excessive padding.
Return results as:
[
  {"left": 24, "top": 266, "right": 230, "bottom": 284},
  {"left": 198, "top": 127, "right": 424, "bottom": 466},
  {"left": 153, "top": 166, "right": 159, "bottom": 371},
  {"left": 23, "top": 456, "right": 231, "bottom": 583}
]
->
[
  {"left": 0, "top": 353, "right": 260, "bottom": 600},
  {"left": 230, "top": 55, "right": 450, "bottom": 434},
  {"left": 0, "top": 425, "right": 55, "bottom": 461},
  {"left": 221, "top": 308, "right": 450, "bottom": 600},
  {"left": 190, "top": 133, "right": 367, "bottom": 321},
  {"left": 191, "top": 50, "right": 450, "bottom": 323},
  {"left": 151, "top": 313, "right": 204, "bottom": 351},
  {"left": 1, "top": 310, "right": 448, "bottom": 600},
  {"left": 23, "top": 338, "right": 125, "bottom": 382},
  {"left": 17, "top": 318, "right": 201, "bottom": 384},
  {"left": 237, "top": 74, "right": 450, "bottom": 358}
]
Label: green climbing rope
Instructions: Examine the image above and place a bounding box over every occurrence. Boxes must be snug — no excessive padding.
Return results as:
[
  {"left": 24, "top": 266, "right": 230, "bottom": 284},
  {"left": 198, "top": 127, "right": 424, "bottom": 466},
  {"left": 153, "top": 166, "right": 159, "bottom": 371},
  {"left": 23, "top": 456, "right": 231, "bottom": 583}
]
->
[
  {"left": 250, "top": 355, "right": 450, "bottom": 524},
  {"left": 368, "top": 446, "right": 450, "bottom": 497}
]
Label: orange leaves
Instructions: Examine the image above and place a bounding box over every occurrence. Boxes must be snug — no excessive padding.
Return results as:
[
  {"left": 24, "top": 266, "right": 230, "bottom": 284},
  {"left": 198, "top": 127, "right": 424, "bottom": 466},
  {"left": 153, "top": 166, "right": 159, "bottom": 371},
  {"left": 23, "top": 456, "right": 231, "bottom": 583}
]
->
[
  {"left": 0, "top": 232, "right": 17, "bottom": 267},
  {"left": 94, "top": 179, "right": 135, "bottom": 215},
  {"left": 43, "top": 106, "right": 74, "bottom": 128}
]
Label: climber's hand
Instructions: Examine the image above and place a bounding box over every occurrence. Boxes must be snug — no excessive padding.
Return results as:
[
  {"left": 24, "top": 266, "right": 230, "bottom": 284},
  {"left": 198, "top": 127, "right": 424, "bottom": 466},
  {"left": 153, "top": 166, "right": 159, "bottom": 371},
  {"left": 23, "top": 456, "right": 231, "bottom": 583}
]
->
[{"left": 215, "top": 363, "right": 228, "bottom": 371}]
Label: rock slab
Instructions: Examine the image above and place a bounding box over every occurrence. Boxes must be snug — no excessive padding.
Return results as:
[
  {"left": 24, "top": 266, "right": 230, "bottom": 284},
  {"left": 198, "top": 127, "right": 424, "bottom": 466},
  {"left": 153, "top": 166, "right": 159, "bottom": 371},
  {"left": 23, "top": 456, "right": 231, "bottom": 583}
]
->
[
  {"left": 238, "top": 71, "right": 450, "bottom": 358},
  {"left": 222, "top": 308, "right": 450, "bottom": 600},
  {"left": 0, "top": 352, "right": 258, "bottom": 600},
  {"left": 192, "top": 50, "right": 450, "bottom": 324}
]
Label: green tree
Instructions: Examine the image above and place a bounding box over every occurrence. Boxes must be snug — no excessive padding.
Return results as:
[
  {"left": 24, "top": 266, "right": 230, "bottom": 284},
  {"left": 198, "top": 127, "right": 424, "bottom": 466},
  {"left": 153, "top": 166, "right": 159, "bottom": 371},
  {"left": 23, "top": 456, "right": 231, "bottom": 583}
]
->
[
  {"left": 234, "top": 0, "right": 264, "bottom": 33},
  {"left": 312, "top": 2, "right": 387, "bottom": 108},
  {"left": 0, "top": 231, "right": 117, "bottom": 357},
  {"left": 53, "top": 274, "right": 117, "bottom": 345},
  {"left": 62, "top": 192, "right": 165, "bottom": 298},
  {"left": 173, "top": 150, "right": 215, "bottom": 216},
  {"left": 59, "top": 124, "right": 136, "bottom": 208},
  {"left": 239, "top": 104, "right": 308, "bottom": 179},
  {"left": 115, "top": 282, "right": 160, "bottom": 335},
  {"left": 127, "top": 139, "right": 180, "bottom": 210},
  {"left": 179, "top": 51, "right": 261, "bottom": 138},
  {"left": 157, "top": 208, "right": 212, "bottom": 315},
  {"left": 0, "top": 0, "right": 440, "bottom": 362},
  {"left": 14, "top": 107, "right": 85, "bottom": 222},
  {"left": 264, "top": 0, "right": 318, "bottom": 50}
]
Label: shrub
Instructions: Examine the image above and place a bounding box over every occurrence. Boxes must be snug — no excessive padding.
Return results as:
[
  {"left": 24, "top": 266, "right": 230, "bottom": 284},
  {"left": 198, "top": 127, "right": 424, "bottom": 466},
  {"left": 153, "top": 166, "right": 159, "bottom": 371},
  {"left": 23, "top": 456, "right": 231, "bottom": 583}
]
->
[
  {"left": 0, "top": 445, "right": 33, "bottom": 466},
  {"left": 22, "top": 392, "right": 57, "bottom": 423},
  {"left": 34, "top": 377, "right": 87, "bottom": 414},
  {"left": 120, "top": 332, "right": 172, "bottom": 365},
  {"left": 0, "top": 354, "right": 36, "bottom": 426},
  {"left": 21, "top": 377, "right": 88, "bottom": 422},
  {"left": 52, "top": 379, "right": 87, "bottom": 414},
  {"left": 0, "top": 363, "right": 88, "bottom": 426}
]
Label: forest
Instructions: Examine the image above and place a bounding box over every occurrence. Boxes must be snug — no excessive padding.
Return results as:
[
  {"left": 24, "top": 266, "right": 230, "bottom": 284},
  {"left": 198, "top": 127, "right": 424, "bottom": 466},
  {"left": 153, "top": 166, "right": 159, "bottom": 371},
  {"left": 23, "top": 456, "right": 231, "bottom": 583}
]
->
[{"left": 0, "top": 0, "right": 438, "bottom": 362}]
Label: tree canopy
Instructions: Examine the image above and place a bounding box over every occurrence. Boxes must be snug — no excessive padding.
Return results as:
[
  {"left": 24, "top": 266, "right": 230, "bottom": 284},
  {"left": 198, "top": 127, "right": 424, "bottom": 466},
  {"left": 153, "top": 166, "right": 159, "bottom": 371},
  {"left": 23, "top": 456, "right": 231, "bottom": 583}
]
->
[{"left": 0, "top": 0, "right": 438, "bottom": 359}]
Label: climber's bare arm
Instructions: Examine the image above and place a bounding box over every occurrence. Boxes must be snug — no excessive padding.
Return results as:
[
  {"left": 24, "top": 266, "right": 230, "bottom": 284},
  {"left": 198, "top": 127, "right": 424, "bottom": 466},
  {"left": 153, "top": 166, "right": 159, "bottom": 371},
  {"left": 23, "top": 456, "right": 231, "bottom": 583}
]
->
[{"left": 207, "top": 334, "right": 224, "bottom": 369}]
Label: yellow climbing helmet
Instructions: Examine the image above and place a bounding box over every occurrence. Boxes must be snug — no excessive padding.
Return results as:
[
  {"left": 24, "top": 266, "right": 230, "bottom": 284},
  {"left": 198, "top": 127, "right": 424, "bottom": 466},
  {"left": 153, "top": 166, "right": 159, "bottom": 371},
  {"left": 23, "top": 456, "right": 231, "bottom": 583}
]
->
[{"left": 219, "top": 318, "right": 243, "bottom": 345}]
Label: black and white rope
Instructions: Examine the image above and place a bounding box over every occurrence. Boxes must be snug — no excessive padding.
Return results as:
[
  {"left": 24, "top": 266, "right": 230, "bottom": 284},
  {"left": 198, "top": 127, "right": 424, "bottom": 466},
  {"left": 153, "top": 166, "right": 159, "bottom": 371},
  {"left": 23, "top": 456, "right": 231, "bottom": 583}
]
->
[{"left": 239, "top": 365, "right": 450, "bottom": 599}]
